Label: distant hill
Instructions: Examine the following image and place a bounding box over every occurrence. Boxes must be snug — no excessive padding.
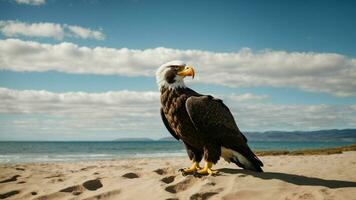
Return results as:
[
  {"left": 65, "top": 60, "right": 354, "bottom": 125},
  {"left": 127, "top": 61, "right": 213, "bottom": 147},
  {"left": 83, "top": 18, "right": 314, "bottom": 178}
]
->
[
  {"left": 158, "top": 136, "right": 177, "bottom": 141},
  {"left": 158, "top": 129, "right": 356, "bottom": 142},
  {"left": 113, "top": 137, "right": 153, "bottom": 142},
  {"left": 117, "top": 129, "right": 356, "bottom": 142},
  {"left": 244, "top": 129, "right": 356, "bottom": 142}
]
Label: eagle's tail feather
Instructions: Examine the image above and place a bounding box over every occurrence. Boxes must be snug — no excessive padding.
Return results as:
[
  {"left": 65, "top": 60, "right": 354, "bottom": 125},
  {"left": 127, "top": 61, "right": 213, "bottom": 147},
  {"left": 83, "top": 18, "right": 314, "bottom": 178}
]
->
[{"left": 221, "top": 146, "right": 263, "bottom": 172}]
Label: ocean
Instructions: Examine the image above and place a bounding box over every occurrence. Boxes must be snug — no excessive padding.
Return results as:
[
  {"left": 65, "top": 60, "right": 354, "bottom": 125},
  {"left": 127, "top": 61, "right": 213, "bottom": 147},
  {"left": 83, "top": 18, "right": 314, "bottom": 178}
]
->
[{"left": 0, "top": 141, "right": 354, "bottom": 164}]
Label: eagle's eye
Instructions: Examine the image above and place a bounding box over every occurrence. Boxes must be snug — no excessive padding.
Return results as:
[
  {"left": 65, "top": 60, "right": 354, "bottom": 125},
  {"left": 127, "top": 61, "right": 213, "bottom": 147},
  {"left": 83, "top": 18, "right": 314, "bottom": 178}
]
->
[{"left": 171, "top": 65, "right": 184, "bottom": 72}]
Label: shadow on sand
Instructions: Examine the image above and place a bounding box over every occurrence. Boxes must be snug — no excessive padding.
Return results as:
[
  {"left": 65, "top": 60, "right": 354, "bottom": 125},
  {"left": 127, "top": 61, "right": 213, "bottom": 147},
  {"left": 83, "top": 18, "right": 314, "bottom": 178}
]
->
[{"left": 218, "top": 168, "right": 356, "bottom": 189}]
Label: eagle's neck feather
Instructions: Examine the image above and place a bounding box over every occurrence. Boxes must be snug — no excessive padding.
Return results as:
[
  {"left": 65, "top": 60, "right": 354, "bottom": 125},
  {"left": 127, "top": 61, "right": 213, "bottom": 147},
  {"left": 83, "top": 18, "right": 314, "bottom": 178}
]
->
[
  {"left": 157, "top": 80, "right": 186, "bottom": 90},
  {"left": 160, "top": 86, "right": 188, "bottom": 107}
]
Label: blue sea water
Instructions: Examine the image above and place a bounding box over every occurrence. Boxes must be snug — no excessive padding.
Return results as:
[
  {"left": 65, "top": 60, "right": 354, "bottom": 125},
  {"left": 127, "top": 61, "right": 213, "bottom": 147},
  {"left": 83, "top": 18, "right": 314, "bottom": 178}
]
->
[{"left": 0, "top": 141, "right": 354, "bottom": 164}]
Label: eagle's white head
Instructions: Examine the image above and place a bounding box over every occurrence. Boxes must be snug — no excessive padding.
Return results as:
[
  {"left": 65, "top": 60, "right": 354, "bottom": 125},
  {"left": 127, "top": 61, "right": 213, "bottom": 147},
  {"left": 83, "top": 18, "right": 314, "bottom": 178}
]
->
[{"left": 156, "top": 60, "right": 195, "bottom": 90}]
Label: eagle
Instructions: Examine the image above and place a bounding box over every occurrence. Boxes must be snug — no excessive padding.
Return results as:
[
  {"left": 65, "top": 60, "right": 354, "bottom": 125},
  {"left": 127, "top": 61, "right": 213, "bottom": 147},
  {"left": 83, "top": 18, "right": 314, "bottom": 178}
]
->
[{"left": 156, "top": 60, "right": 263, "bottom": 175}]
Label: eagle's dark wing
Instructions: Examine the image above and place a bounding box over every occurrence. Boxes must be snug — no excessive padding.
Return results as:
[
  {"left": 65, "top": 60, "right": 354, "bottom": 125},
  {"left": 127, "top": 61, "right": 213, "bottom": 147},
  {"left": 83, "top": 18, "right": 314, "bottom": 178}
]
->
[
  {"left": 185, "top": 95, "right": 263, "bottom": 172},
  {"left": 160, "top": 108, "right": 180, "bottom": 141},
  {"left": 185, "top": 95, "right": 247, "bottom": 142}
]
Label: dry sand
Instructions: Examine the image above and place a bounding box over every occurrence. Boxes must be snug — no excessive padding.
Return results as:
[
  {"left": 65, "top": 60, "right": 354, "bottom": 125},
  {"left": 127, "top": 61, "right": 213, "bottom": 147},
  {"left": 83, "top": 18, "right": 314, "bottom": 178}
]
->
[{"left": 1, "top": 151, "right": 356, "bottom": 200}]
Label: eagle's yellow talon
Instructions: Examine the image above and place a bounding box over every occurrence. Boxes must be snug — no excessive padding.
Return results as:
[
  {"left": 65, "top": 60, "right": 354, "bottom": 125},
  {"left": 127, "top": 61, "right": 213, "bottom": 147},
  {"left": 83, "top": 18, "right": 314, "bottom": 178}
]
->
[
  {"left": 207, "top": 168, "right": 218, "bottom": 175},
  {"left": 196, "top": 162, "right": 217, "bottom": 175},
  {"left": 179, "top": 161, "right": 200, "bottom": 173}
]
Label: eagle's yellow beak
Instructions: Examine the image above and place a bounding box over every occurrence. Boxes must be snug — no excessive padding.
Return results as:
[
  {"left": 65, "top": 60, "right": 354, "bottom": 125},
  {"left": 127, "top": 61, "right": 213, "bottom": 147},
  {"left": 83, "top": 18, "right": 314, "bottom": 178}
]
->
[{"left": 177, "top": 66, "right": 195, "bottom": 79}]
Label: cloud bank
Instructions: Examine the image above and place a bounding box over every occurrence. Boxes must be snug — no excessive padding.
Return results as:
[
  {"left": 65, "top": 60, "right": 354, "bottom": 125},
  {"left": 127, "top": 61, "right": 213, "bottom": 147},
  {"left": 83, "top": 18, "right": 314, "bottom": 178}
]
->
[
  {"left": 12, "top": 0, "right": 45, "bottom": 6},
  {"left": 1, "top": 88, "right": 355, "bottom": 137},
  {"left": 1, "top": 39, "right": 355, "bottom": 96},
  {"left": 0, "top": 88, "right": 161, "bottom": 137},
  {"left": 0, "top": 87, "right": 159, "bottom": 116},
  {"left": 227, "top": 93, "right": 269, "bottom": 102},
  {"left": 0, "top": 21, "right": 105, "bottom": 40}
]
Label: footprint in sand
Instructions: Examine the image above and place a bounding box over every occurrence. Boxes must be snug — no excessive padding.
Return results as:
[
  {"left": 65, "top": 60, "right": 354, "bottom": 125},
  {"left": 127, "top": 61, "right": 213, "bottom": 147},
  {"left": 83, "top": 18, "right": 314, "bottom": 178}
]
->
[
  {"left": 82, "top": 179, "right": 103, "bottom": 191},
  {"left": 0, "top": 190, "right": 20, "bottom": 199},
  {"left": 189, "top": 192, "right": 218, "bottom": 200},
  {"left": 319, "top": 189, "right": 334, "bottom": 199},
  {"left": 80, "top": 166, "right": 96, "bottom": 171},
  {"left": 165, "top": 176, "right": 198, "bottom": 194},
  {"left": 48, "top": 178, "right": 64, "bottom": 184},
  {"left": 320, "top": 188, "right": 330, "bottom": 195},
  {"left": 204, "top": 182, "right": 216, "bottom": 186},
  {"left": 298, "top": 193, "right": 314, "bottom": 199},
  {"left": 59, "top": 185, "right": 84, "bottom": 195},
  {"left": 154, "top": 168, "right": 168, "bottom": 175},
  {"left": 44, "top": 174, "right": 62, "bottom": 179},
  {"left": 82, "top": 189, "right": 121, "bottom": 200},
  {"left": 0, "top": 175, "right": 20, "bottom": 183},
  {"left": 122, "top": 173, "right": 140, "bottom": 179},
  {"left": 161, "top": 176, "right": 176, "bottom": 184}
]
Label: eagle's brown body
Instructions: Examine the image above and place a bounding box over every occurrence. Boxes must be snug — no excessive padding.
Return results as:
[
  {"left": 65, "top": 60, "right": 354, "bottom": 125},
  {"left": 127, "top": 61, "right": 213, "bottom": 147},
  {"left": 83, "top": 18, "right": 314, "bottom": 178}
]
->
[
  {"left": 161, "top": 86, "right": 202, "bottom": 147},
  {"left": 160, "top": 86, "right": 209, "bottom": 162},
  {"left": 157, "top": 61, "right": 263, "bottom": 172}
]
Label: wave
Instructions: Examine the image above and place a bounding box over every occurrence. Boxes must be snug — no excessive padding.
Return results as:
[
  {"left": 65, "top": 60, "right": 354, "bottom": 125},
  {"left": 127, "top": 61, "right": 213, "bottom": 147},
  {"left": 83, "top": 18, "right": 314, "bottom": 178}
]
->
[{"left": 0, "top": 152, "right": 186, "bottom": 164}]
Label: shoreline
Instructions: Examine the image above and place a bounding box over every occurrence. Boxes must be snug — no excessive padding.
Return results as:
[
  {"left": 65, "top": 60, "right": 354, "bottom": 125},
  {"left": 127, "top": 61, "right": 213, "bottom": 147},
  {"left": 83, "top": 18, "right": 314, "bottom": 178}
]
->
[
  {"left": 0, "top": 144, "right": 355, "bottom": 166},
  {"left": 255, "top": 143, "right": 356, "bottom": 156}
]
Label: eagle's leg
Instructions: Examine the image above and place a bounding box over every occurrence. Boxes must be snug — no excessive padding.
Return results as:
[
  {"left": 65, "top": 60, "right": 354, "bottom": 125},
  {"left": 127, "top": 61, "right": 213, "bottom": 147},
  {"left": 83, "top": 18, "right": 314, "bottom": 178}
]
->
[
  {"left": 179, "top": 142, "right": 203, "bottom": 175},
  {"left": 195, "top": 143, "right": 220, "bottom": 175},
  {"left": 196, "top": 162, "right": 218, "bottom": 175}
]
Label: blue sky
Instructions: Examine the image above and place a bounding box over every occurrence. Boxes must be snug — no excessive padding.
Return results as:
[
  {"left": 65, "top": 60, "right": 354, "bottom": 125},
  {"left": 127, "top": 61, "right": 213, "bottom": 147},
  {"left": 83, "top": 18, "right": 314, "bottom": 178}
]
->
[
  {"left": 0, "top": 0, "right": 356, "bottom": 140},
  {"left": 2, "top": 0, "right": 356, "bottom": 55}
]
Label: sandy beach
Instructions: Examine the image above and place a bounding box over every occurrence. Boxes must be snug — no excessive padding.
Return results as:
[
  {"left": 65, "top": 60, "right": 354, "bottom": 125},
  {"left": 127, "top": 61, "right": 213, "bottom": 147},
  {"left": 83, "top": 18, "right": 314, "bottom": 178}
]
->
[{"left": 1, "top": 150, "right": 356, "bottom": 200}]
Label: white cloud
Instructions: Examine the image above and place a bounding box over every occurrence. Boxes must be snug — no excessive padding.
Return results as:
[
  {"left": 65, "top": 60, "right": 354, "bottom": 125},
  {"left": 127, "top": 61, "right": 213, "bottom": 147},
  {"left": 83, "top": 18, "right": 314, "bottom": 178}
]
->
[
  {"left": 0, "top": 21, "right": 64, "bottom": 40},
  {"left": 0, "top": 87, "right": 162, "bottom": 138},
  {"left": 0, "top": 88, "right": 355, "bottom": 139},
  {"left": 66, "top": 25, "right": 105, "bottom": 40},
  {"left": 227, "top": 93, "right": 269, "bottom": 102},
  {"left": 0, "top": 21, "right": 105, "bottom": 40},
  {"left": 0, "top": 87, "right": 159, "bottom": 116},
  {"left": 229, "top": 103, "right": 356, "bottom": 132},
  {"left": 1, "top": 39, "right": 355, "bottom": 96},
  {"left": 13, "top": 0, "right": 45, "bottom": 6}
]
